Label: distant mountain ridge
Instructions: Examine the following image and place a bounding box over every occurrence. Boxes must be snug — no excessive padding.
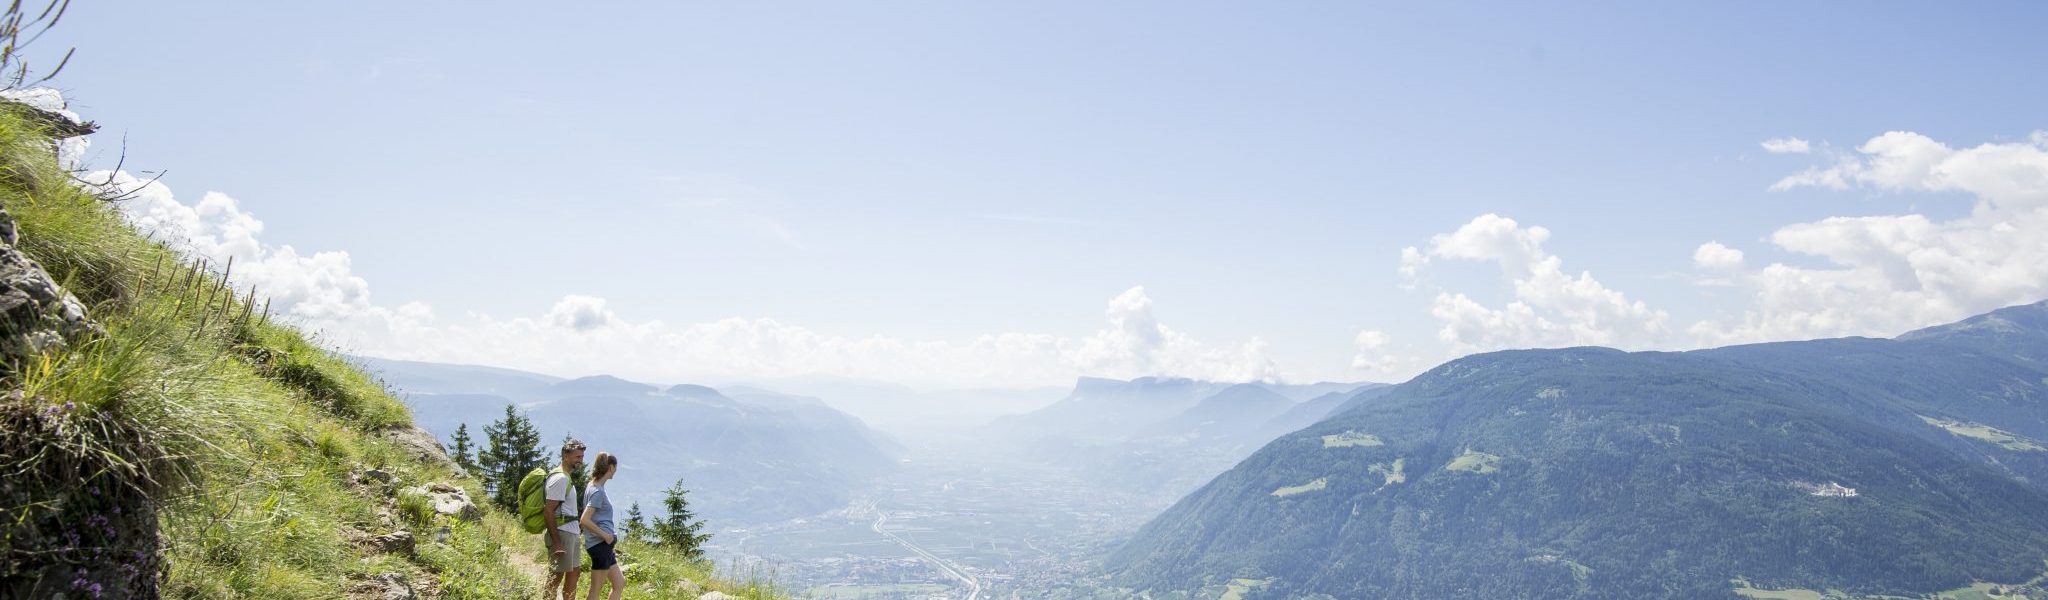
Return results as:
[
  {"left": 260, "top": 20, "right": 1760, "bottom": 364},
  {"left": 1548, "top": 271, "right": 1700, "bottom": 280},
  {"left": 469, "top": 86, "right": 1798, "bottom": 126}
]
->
[
  {"left": 1108, "top": 300, "right": 2048, "bottom": 599},
  {"left": 982, "top": 376, "right": 1383, "bottom": 501},
  {"left": 362, "top": 358, "right": 902, "bottom": 525}
]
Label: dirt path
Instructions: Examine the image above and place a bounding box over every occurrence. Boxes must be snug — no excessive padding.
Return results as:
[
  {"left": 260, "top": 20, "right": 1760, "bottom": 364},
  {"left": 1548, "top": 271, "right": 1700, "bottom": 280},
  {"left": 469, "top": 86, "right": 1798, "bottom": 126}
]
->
[{"left": 506, "top": 542, "right": 548, "bottom": 591}]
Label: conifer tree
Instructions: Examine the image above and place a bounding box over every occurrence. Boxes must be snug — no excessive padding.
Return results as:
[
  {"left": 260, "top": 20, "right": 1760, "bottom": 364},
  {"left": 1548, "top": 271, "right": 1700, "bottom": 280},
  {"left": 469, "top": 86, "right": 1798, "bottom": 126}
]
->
[
  {"left": 446, "top": 422, "right": 478, "bottom": 474},
  {"left": 622, "top": 501, "right": 647, "bottom": 545},
  {"left": 479, "top": 404, "right": 545, "bottom": 511},
  {"left": 653, "top": 479, "right": 712, "bottom": 559}
]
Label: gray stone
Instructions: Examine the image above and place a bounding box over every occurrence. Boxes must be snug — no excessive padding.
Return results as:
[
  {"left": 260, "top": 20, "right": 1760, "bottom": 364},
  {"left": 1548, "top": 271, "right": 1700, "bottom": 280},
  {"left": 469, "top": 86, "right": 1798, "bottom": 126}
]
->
[
  {"left": 368, "top": 530, "right": 414, "bottom": 555},
  {"left": 361, "top": 468, "right": 396, "bottom": 484},
  {"left": 403, "top": 483, "right": 482, "bottom": 522},
  {"left": 671, "top": 578, "right": 702, "bottom": 596},
  {"left": 347, "top": 573, "right": 416, "bottom": 600},
  {"left": 0, "top": 231, "right": 101, "bottom": 371},
  {"left": 377, "top": 426, "right": 457, "bottom": 471},
  {"left": 698, "top": 591, "right": 735, "bottom": 600}
]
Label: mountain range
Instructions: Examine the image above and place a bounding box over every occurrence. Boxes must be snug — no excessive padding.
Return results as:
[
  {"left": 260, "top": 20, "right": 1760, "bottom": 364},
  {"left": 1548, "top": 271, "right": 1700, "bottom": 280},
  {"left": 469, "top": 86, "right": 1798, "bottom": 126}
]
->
[
  {"left": 1107, "top": 299, "right": 2048, "bottom": 599},
  {"left": 360, "top": 357, "right": 903, "bottom": 525},
  {"left": 983, "top": 377, "right": 1384, "bottom": 500}
]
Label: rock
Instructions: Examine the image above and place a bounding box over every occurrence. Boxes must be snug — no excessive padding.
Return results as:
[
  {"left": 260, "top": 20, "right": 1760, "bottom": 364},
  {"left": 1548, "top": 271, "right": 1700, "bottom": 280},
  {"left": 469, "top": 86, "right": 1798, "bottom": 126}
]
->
[
  {"left": 0, "top": 218, "right": 101, "bottom": 372},
  {"left": 347, "top": 573, "right": 416, "bottom": 600},
  {"left": 377, "top": 426, "right": 456, "bottom": 471},
  {"left": 671, "top": 578, "right": 702, "bottom": 596},
  {"left": 402, "top": 483, "right": 482, "bottom": 522},
  {"left": 368, "top": 530, "right": 414, "bottom": 555},
  {"left": 699, "top": 591, "right": 736, "bottom": 600},
  {"left": 361, "top": 468, "right": 396, "bottom": 484},
  {"left": 429, "top": 525, "right": 451, "bottom": 544}
]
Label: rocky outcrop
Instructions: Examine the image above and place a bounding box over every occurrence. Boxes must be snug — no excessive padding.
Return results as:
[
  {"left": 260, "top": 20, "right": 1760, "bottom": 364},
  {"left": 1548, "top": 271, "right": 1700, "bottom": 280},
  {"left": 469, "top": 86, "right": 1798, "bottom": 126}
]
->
[
  {"left": 403, "top": 482, "right": 483, "bottom": 522},
  {"left": 0, "top": 107, "right": 152, "bottom": 598},
  {"left": 377, "top": 425, "right": 462, "bottom": 475},
  {"left": 0, "top": 205, "right": 98, "bottom": 369}
]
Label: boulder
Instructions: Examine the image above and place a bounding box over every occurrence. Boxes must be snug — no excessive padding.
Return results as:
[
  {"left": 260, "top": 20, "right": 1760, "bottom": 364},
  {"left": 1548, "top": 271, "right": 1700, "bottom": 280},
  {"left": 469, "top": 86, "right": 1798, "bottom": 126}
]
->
[
  {"left": 377, "top": 426, "right": 456, "bottom": 471},
  {"left": 699, "top": 591, "right": 736, "bottom": 600},
  {"left": 402, "top": 483, "right": 482, "bottom": 522}
]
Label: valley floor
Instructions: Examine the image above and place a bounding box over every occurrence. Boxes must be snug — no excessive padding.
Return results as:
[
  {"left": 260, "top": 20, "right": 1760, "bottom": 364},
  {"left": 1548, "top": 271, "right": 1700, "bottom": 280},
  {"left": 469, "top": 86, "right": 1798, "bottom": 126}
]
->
[{"left": 718, "top": 443, "right": 1172, "bottom": 599}]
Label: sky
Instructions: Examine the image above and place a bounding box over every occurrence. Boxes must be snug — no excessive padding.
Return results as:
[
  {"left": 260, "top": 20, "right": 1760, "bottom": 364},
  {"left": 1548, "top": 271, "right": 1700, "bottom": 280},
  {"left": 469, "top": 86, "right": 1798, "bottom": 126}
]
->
[{"left": 28, "top": 2, "right": 2048, "bottom": 389}]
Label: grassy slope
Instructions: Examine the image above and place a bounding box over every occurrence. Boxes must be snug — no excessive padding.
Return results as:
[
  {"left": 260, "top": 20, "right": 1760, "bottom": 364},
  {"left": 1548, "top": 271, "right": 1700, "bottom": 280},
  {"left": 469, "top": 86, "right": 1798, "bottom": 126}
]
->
[{"left": 0, "top": 104, "right": 781, "bottom": 599}]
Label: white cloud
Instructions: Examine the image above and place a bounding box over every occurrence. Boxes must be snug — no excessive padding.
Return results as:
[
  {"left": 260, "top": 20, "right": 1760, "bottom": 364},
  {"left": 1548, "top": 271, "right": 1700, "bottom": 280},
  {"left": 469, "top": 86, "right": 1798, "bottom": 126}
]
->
[
  {"left": 82, "top": 171, "right": 1280, "bottom": 388},
  {"left": 1349, "top": 329, "right": 1397, "bottom": 372},
  {"left": 545, "top": 295, "right": 616, "bottom": 332},
  {"left": 1695, "top": 130, "right": 2048, "bottom": 345},
  {"left": 1401, "top": 214, "right": 1671, "bottom": 354},
  {"left": 1692, "top": 242, "right": 1746, "bottom": 271},
  {"left": 1760, "top": 137, "right": 1812, "bottom": 154},
  {"left": 90, "top": 171, "right": 375, "bottom": 320}
]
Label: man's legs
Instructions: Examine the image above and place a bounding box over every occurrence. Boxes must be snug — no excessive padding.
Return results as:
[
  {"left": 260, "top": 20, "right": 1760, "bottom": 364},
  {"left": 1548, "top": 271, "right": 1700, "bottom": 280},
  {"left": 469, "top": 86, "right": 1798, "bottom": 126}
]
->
[
  {"left": 556, "top": 530, "right": 582, "bottom": 599},
  {"left": 541, "top": 571, "right": 563, "bottom": 600},
  {"left": 561, "top": 569, "right": 581, "bottom": 599}
]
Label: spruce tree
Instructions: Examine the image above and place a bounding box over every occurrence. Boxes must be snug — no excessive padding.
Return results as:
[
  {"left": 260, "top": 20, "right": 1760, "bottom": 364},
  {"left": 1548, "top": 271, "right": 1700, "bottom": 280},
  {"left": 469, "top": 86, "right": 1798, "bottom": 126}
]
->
[
  {"left": 653, "top": 479, "right": 712, "bottom": 559},
  {"left": 446, "top": 422, "right": 477, "bottom": 474},
  {"left": 622, "top": 502, "right": 647, "bottom": 545},
  {"left": 480, "top": 404, "right": 546, "bottom": 511}
]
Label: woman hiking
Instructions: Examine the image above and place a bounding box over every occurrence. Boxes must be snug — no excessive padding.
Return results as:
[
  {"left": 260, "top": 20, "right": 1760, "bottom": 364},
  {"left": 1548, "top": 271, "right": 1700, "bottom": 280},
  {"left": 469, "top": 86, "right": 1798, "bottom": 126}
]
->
[{"left": 580, "top": 452, "right": 626, "bottom": 600}]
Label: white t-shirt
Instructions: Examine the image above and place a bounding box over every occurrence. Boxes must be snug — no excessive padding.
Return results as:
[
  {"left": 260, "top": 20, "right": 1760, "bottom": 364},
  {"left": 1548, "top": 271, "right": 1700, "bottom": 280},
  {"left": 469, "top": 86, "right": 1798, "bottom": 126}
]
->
[{"left": 543, "top": 471, "right": 580, "bottom": 534}]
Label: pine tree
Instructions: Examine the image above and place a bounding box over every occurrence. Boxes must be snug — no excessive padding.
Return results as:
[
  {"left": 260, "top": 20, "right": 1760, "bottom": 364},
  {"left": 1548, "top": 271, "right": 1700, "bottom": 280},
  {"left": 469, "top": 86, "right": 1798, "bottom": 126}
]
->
[
  {"left": 653, "top": 479, "right": 712, "bottom": 559},
  {"left": 479, "top": 404, "right": 546, "bottom": 512},
  {"left": 622, "top": 502, "right": 647, "bottom": 545},
  {"left": 446, "top": 423, "right": 477, "bottom": 474}
]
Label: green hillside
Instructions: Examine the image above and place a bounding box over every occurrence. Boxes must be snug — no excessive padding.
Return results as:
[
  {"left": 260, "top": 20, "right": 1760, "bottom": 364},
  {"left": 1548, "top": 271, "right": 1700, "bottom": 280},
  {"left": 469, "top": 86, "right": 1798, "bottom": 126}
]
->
[
  {"left": 1107, "top": 302, "right": 2048, "bottom": 599},
  {"left": 0, "top": 96, "right": 782, "bottom": 597}
]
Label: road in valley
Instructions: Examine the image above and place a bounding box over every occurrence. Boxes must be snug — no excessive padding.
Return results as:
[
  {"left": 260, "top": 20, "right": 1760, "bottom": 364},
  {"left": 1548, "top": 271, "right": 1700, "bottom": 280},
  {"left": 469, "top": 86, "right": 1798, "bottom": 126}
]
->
[{"left": 867, "top": 503, "right": 982, "bottom": 600}]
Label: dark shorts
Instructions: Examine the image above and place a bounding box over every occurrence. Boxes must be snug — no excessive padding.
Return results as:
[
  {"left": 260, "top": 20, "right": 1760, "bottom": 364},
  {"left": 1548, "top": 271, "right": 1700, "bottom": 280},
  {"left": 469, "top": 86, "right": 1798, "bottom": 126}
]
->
[{"left": 586, "top": 541, "right": 617, "bottom": 570}]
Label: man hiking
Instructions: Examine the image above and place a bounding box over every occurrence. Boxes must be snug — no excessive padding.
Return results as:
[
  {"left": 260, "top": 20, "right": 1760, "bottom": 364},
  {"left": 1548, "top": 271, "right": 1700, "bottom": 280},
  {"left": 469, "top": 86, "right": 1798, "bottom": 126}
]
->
[{"left": 542, "top": 438, "right": 587, "bottom": 599}]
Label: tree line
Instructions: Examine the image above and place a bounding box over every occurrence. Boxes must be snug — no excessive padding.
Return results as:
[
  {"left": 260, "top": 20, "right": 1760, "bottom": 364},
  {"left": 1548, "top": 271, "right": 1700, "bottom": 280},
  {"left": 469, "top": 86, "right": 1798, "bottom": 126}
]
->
[{"left": 447, "top": 405, "right": 713, "bottom": 558}]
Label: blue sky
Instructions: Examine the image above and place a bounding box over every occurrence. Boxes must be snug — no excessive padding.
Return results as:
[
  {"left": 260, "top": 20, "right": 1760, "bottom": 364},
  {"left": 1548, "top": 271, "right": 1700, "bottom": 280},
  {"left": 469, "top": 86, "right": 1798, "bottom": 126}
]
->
[{"left": 37, "top": 3, "right": 2048, "bottom": 388}]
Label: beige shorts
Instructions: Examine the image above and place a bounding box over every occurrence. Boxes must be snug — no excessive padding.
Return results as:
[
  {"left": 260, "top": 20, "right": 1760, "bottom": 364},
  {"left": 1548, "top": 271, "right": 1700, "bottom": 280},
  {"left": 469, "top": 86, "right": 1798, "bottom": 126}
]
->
[{"left": 544, "top": 529, "right": 581, "bottom": 573}]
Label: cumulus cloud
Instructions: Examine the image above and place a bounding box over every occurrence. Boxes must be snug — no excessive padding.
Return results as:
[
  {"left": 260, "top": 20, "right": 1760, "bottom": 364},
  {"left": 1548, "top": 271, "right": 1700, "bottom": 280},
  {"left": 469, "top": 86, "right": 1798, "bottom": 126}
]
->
[
  {"left": 1400, "top": 214, "right": 1671, "bottom": 354},
  {"left": 545, "top": 295, "right": 615, "bottom": 332},
  {"left": 83, "top": 172, "right": 1280, "bottom": 388},
  {"left": 1695, "top": 130, "right": 2048, "bottom": 345},
  {"left": 1349, "top": 330, "right": 1397, "bottom": 372},
  {"left": 90, "top": 171, "right": 375, "bottom": 320},
  {"left": 1760, "top": 137, "right": 1812, "bottom": 154},
  {"left": 1692, "top": 242, "right": 1746, "bottom": 271}
]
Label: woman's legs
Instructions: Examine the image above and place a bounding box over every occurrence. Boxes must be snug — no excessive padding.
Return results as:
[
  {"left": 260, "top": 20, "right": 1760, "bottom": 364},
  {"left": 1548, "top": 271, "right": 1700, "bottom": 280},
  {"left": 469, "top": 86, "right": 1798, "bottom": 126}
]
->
[
  {"left": 584, "top": 568, "right": 608, "bottom": 600},
  {"left": 604, "top": 566, "right": 625, "bottom": 600}
]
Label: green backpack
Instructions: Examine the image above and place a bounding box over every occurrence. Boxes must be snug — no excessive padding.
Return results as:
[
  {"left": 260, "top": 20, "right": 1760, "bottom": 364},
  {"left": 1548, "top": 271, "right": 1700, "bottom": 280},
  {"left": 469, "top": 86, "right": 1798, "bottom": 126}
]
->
[{"left": 517, "top": 466, "right": 563, "bottom": 534}]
